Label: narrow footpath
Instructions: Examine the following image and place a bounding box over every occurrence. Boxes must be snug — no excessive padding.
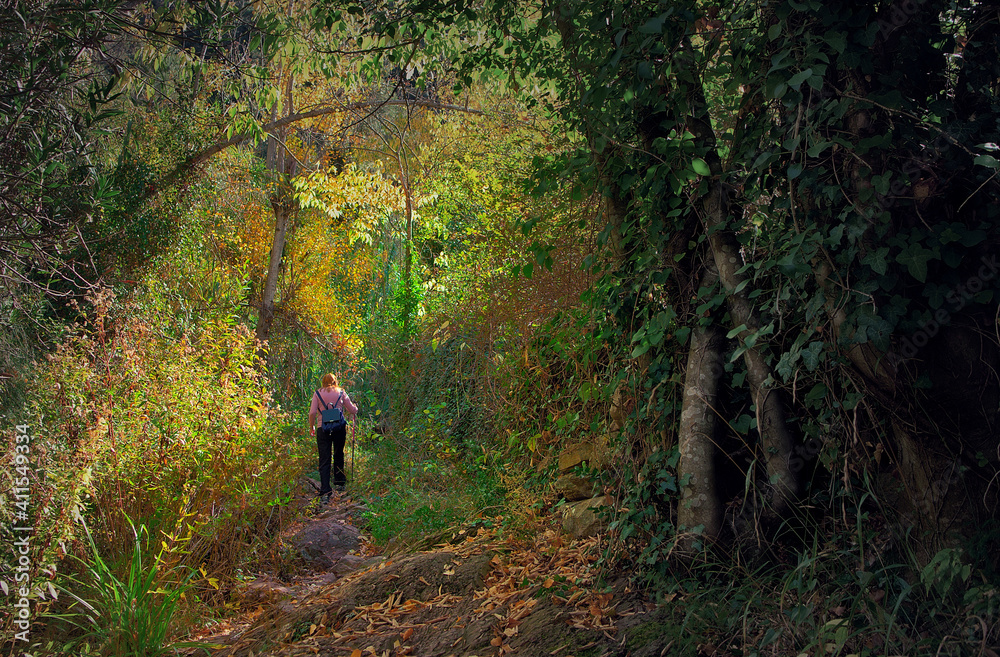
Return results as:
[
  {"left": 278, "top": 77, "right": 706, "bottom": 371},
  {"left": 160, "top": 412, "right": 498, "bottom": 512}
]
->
[{"left": 188, "top": 480, "right": 683, "bottom": 657}]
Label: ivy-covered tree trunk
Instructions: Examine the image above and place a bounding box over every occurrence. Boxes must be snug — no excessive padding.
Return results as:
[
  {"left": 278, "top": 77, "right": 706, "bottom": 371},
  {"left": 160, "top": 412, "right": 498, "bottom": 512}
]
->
[
  {"left": 677, "top": 267, "right": 725, "bottom": 545},
  {"left": 378, "top": 0, "right": 1000, "bottom": 570},
  {"left": 708, "top": 224, "right": 800, "bottom": 515},
  {"left": 688, "top": 50, "right": 801, "bottom": 518},
  {"left": 777, "top": 0, "right": 1000, "bottom": 563}
]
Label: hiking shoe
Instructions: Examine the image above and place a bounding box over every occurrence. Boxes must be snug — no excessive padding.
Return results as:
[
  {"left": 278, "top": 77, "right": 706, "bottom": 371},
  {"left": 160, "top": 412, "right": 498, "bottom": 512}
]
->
[{"left": 334, "top": 484, "right": 346, "bottom": 493}]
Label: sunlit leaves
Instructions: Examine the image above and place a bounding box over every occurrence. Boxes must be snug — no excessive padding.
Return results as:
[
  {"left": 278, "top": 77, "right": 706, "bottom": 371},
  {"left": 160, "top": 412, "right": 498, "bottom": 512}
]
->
[
  {"left": 23, "top": 287, "right": 301, "bottom": 593},
  {"left": 293, "top": 163, "right": 405, "bottom": 247}
]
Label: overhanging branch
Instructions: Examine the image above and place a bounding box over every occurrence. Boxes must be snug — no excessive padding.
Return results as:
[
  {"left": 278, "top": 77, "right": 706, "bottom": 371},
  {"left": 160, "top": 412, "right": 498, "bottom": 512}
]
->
[{"left": 164, "top": 99, "right": 484, "bottom": 188}]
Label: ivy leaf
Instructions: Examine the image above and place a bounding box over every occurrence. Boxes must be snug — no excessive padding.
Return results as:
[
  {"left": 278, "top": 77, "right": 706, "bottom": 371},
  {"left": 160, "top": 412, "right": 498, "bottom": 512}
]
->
[
  {"left": 807, "top": 141, "right": 832, "bottom": 157},
  {"left": 863, "top": 247, "right": 889, "bottom": 274},
  {"left": 731, "top": 414, "right": 753, "bottom": 434},
  {"left": 805, "top": 383, "right": 828, "bottom": 403},
  {"left": 726, "top": 324, "right": 748, "bottom": 339},
  {"left": 960, "top": 229, "right": 987, "bottom": 247},
  {"left": 895, "top": 244, "right": 935, "bottom": 282},
  {"left": 639, "top": 13, "right": 668, "bottom": 34},
  {"left": 801, "top": 341, "right": 824, "bottom": 371},
  {"left": 824, "top": 31, "right": 847, "bottom": 53},
  {"left": 787, "top": 68, "right": 812, "bottom": 90},
  {"left": 752, "top": 151, "right": 774, "bottom": 170},
  {"left": 974, "top": 154, "right": 1000, "bottom": 169}
]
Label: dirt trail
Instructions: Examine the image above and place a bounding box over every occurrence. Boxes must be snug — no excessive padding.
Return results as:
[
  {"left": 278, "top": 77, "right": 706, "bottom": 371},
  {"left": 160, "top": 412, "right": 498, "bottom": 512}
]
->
[{"left": 189, "top": 488, "right": 683, "bottom": 657}]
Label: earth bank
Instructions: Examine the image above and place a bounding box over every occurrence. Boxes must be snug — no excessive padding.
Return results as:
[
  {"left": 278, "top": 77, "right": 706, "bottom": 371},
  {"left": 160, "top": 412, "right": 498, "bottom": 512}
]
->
[{"left": 187, "top": 485, "right": 690, "bottom": 657}]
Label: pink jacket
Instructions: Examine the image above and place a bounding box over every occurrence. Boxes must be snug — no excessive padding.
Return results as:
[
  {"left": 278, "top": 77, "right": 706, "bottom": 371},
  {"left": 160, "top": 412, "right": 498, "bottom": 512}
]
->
[{"left": 309, "top": 388, "right": 358, "bottom": 427}]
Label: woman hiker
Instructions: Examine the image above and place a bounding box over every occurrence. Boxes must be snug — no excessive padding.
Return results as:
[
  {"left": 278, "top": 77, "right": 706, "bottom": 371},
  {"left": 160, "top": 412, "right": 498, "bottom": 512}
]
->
[{"left": 309, "top": 373, "right": 358, "bottom": 502}]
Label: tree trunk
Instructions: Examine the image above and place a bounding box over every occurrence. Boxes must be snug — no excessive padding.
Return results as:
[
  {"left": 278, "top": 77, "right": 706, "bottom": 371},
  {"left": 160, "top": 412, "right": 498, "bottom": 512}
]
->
[
  {"left": 704, "top": 184, "right": 800, "bottom": 516},
  {"left": 674, "top": 39, "right": 802, "bottom": 516},
  {"left": 890, "top": 420, "right": 968, "bottom": 564},
  {"left": 677, "top": 265, "right": 725, "bottom": 546},
  {"left": 256, "top": 189, "right": 292, "bottom": 348},
  {"left": 255, "top": 71, "right": 296, "bottom": 352}
]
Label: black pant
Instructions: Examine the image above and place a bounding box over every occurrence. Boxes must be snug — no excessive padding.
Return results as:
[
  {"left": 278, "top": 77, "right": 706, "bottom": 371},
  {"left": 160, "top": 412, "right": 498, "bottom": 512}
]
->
[{"left": 316, "top": 424, "right": 347, "bottom": 494}]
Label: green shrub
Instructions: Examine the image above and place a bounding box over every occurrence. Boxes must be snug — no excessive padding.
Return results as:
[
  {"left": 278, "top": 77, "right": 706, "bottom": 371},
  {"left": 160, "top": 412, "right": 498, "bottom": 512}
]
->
[
  {"left": 1, "top": 286, "right": 306, "bottom": 646},
  {"left": 49, "top": 519, "right": 205, "bottom": 657}
]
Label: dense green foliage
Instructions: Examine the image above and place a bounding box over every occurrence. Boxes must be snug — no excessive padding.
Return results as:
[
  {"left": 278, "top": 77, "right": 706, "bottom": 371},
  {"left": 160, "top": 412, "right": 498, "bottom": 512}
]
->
[
  {"left": 342, "top": 0, "right": 1000, "bottom": 649},
  {"left": 3, "top": 0, "right": 1000, "bottom": 654},
  {"left": 0, "top": 0, "right": 123, "bottom": 287},
  {"left": 361, "top": 0, "right": 1000, "bottom": 542}
]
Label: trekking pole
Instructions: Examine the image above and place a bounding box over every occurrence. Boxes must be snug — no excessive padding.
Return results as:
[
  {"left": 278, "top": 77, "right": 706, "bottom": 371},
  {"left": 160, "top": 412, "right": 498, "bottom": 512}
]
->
[{"left": 351, "top": 420, "right": 356, "bottom": 493}]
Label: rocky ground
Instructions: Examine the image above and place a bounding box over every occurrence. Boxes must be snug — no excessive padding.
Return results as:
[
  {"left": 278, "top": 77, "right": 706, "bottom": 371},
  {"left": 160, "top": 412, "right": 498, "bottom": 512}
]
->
[{"left": 183, "top": 481, "right": 692, "bottom": 657}]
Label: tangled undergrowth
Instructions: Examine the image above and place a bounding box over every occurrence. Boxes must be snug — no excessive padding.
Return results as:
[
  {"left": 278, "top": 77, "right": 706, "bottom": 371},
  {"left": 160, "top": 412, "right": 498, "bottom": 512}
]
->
[{"left": 0, "top": 288, "right": 309, "bottom": 654}]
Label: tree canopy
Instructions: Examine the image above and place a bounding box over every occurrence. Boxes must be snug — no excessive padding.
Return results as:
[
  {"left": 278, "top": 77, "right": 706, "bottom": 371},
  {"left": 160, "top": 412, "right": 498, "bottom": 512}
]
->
[{"left": 3, "top": 0, "right": 1000, "bottom": 654}]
